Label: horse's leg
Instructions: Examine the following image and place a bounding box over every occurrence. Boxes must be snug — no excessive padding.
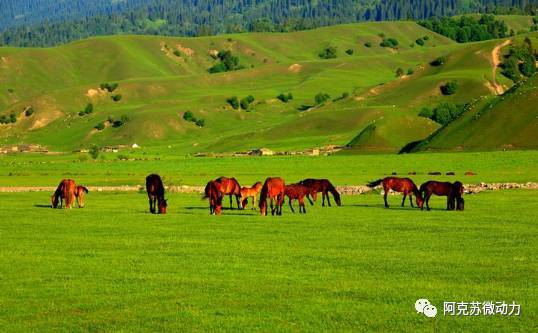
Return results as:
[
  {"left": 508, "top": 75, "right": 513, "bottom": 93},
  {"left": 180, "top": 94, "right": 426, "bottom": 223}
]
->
[
  {"left": 322, "top": 193, "right": 326, "bottom": 207},
  {"left": 409, "top": 193, "right": 414, "bottom": 208},
  {"left": 326, "top": 192, "right": 332, "bottom": 207},
  {"left": 426, "top": 193, "right": 431, "bottom": 211},
  {"left": 401, "top": 193, "right": 407, "bottom": 207},
  {"left": 383, "top": 185, "right": 389, "bottom": 208},
  {"left": 270, "top": 198, "right": 275, "bottom": 215},
  {"left": 236, "top": 194, "right": 240, "bottom": 210},
  {"left": 229, "top": 195, "right": 233, "bottom": 210},
  {"left": 149, "top": 198, "right": 153, "bottom": 213},
  {"left": 289, "top": 198, "right": 295, "bottom": 213},
  {"left": 306, "top": 194, "right": 314, "bottom": 206},
  {"left": 278, "top": 194, "right": 284, "bottom": 215},
  {"left": 299, "top": 197, "right": 306, "bottom": 214}
]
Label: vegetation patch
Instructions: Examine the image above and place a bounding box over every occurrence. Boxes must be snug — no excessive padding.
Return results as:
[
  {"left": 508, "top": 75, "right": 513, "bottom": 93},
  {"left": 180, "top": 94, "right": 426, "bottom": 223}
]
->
[
  {"left": 208, "top": 50, "right": 243, "bottom": 73},
  {"left": 100, "top": 83, "right": 118, "bottom": 92},
  {"left": 276, "top": 93, "right": 293, "bottom": 103},
  {"left": 500, "top": 38, "right": 536, "bottom": 82},
  {"left": 183, "top": 111, "right": 205, "bottom": 127},
  {"left": 419, "top": 15, "right": 509, "bottom": 42},
  {"left": 419, "top": 102, "right": 466, "bottom": 125},
  {"left": 78, "top": 103, "right": 94, "bottom": 116},
  {"left": 319, "top": 46, "right": 337, "bottom": 59},
  {"left": 440, "top": 80, "right": 459, "bottom": 95}
]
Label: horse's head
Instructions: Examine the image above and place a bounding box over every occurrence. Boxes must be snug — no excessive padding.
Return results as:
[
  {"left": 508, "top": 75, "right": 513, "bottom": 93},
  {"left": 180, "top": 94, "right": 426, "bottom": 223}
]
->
[
  {"left": 51, "top": 193, "right": 58, "bottom": 208},
  {"left": 259, "top": 200, "right": 267, "bottom": 216},
  {"left": 158, "top": 199, "right": 167, "bottom": 214},
  {"left": 241, "top": 198, "right": 248, "bottom": 210},
  {"left": 334, "top": 194, "right": 342, "bottom": 206},
  {"left": 416, "top": 195, "right": 424, "bottom": 209}
]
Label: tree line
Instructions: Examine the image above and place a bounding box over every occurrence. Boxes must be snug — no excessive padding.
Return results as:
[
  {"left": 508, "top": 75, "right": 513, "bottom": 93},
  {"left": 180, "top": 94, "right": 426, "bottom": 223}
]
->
[{"left": 0, "top": 0, "right": 535, "bottom": 47}]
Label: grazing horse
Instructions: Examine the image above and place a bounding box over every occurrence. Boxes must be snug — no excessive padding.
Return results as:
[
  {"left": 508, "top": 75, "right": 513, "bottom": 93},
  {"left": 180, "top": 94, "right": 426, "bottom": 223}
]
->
[
  {"left": 145, "top": 174, "right": 167, "bottom": 214},
  {"left": 214, "top": 177, "right": 242, "bottom": 210},
  {"left": 299, "top": 178, "right": 341, "bottom": 207},
  {"left": 203, "top": 180, "right": 223, "bottom": 215},
  {"left": 75, "top": 186, "right": 89, "bottom": 208},
  {"left": 240, "top": 181, "right": 263, "bottom": 210},
  {"left": 419, "top": 181, "right": 454, "bottom": 211},
  {"left": 284, "top": 184, "right": 311, "bottom": 214},
  {"left": 51, "top": 179, "right": 76, "bottom": 209},
  {"left": 367, "top": 177, "right": 423, "bottom": 208},
  {"left": 259, "top": 177, "right": 285, "bottom": 216}
]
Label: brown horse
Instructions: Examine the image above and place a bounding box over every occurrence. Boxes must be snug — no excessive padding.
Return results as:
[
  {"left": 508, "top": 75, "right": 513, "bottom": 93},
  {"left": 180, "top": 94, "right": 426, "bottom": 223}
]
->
[
  {"left": 146, "top": 174, "right": 167, "bottom": 214},
  {"left": 75, "top": 186, "right": 89, "bottom": 208},
  {"left": 284, "top": 184, "right": 311, "bottom": 214},
  {"left": 299, "top": 178, "right": 341, "bottom": 207},
  {"left": 214, "top": 177, "right": 242, "bottom": 210},
  {"left": 367, "top": 177, "right": 423, "bottom": 208},
  {"left": 451, "top": 181, "right": 465, "bottom": 211},
  {"left": 419, "top": 181, "right": 454, "bottom": 211},
  {"left": 51, "top": 179, "right": 76, "bottom": 209},
  {"left": 240, "top": 181, "right": 263, "bottom": 210},
  {"left": 203, "top": 180, "right": 223, "bottom": 215},
  {"left": 259, "top": 177, "right": 285, "bottom": 216}
]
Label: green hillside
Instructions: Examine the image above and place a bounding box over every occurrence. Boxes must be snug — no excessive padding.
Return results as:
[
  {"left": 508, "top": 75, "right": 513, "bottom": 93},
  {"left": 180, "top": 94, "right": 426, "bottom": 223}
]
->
[
  {"left": 411, "top": 74, "right": 538, "bottom": 152},
  {"left": 0, "top": 21, "right": 536, "bottom": 154}
]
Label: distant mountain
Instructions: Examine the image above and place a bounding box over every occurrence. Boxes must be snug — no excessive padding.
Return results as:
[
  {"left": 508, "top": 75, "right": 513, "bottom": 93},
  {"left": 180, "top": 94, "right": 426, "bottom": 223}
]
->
[{"left": 0, "top": 0, "right": 535, "bottom": 47}]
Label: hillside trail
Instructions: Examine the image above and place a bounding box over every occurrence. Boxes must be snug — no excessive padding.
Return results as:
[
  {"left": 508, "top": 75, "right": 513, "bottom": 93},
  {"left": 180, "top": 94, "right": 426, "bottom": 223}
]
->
[{"left": 490, "top": 39, "right": 512, "bottom": 95}]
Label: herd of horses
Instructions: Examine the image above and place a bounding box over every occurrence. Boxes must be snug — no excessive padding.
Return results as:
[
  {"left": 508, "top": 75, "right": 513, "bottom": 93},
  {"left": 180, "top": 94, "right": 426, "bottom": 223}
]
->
[{"left": 50, "top": 175, "right": 465, "bottom": 215}]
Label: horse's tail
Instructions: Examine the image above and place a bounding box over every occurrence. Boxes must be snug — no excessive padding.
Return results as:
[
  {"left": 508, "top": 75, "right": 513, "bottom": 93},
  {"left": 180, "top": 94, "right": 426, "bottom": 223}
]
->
[
  {"left": 367, "top": 179, "right": 383, "bottom": 188},
  {"left": 202, "top": 182, "right": 211, "bottom": 200}
]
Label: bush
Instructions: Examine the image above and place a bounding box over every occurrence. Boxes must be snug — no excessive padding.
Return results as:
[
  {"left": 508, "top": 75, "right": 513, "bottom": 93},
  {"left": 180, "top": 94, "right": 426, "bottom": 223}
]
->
[
  {"left": 111, "top": 94, "right": 122, "bottom": 102},
  {"left": 227, "top": 96, "right": 240, "bottom": 109},
  {"left": 173, "top": 50, "right": 182, "bottom": 57},
  {"left": 440, "top": 81, "right": 459, "bottom": 95},
  {"left": 79, "top": 103, "right": 94, "bottom": 116},
  {"left": 277, "top": 93, "right": 293, "bottom": 103},
  {"left": 319, "top": 46, "right": 337, "bottom": 59},
  {"left": 378, "top": 33, "right": 386, "bottom": 38},
  {"left": 94, "top": 122, "right": 105, "bottom": 131},
  {"left": 208, "top": 50, "right": 243, "bottom": 73},
  {"left": 430, "top": 56, "right": 446, "bottom": 66},
  {"left": 112, "top": 115, "right": 129, "bottom": 128},
  {"left": 364, "top": 42, "right": 372, "bottom": 48},
  {"left": 100, "top": 83, "right": 118, "bottom": 92},
  {"left": 395, "top": 68, "right": 404, "bottom": 77},
  {"left": 195, "top": 119, "right": 205, "bottom": 127},
  {"left": 183, "top": 111, "right": 195, "bottom": 122},
  {"left": 423, "top": 35, "right": 430, "bottom": 40},
  {"left": 380, "top": 38, "right": 399, "bottom": 48},
  {"left": 415, "top": 38, "right": 424, "bottom": 46},
  {"left": 314, "top": 92, "right": 330, "bottom": 105},
  {"left": 89, "top": 145, "right": 100, "bottom": 159},
  {"left": 432, "top": 103, "right": 464, "bottom": 125},
  {"left": 519, "top": 53, "right": 536, "bottom": 77},
  {"left": 240, "top": 95, "right": 255, "bottom": 110},
  {"left": 24, "top": 107, "right": 34, "bottom": 117},
  {"left": 345, "top": 49, "right": 354, "bottom": 55},
  {"left": 418, "top": 107, "right": 433, "bottom": 119},
  {"left": 407, "top": 68, "right": 414, "bottom": 75},
  {"left": 9, "top": 113, "right": 17, "bottom": 123}
]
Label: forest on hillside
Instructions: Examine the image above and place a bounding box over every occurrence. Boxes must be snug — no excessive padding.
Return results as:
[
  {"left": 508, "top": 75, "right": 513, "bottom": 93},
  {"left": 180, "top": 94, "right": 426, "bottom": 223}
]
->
[{"left": 0, "top": 0, "right": 536, "bottom": 47}]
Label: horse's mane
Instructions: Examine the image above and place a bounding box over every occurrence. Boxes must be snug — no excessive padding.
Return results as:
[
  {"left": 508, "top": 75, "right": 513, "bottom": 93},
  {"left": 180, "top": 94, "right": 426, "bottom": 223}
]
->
[
  {"left": 326, "top": 181, "right": 340, "bottom": 199},
  {"left": 259, "top": 180, "right": 269, "bottom": 206}
]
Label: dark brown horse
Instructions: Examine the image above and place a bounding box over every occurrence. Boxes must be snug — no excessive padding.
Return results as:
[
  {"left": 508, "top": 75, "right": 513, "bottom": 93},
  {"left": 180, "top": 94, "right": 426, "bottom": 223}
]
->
[
  {"left": 51, "top": 179, "right": 76, "bottom": 209},
  {"left": 419, "top": 181, "right": 454, "bottom": 211},
  {"left": 146, "top": 174, "right": 167, "bottom": 214},
  {"left": 299, "top": 178, "right": 341, "bottom": 207},
  {"left": 214, "top": 177, "right": 242, "bottom": 210},
  {"left": 284, "top": 184, "right": 311, "bottom": 214},
  {"left": 451, "top": 181, "right": 465, "bottom": 211},
  {"left": 203, "top": 180, "right": 223, "bottom": 215},
  {"left": 367, "top": 177, "right": 423, "bottom": 208},
  {"left": 259, "top": 177, "right": 285, "bottom": 216},
  {"left": 75, "top": 185, "right": 89, "bottom": 208}
]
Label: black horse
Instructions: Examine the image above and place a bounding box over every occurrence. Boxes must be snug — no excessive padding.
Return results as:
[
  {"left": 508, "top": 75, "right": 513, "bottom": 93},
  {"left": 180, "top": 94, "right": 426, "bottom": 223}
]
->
[{"left": 146, "top": 174, "right": 167, "bottom": 214}]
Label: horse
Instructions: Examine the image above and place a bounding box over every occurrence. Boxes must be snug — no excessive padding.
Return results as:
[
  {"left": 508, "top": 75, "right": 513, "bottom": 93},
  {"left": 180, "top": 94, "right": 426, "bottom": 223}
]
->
[
  {"left": 259, "top": 177, "right": 285, "bottom": 216},
  {"left": 203, "top": 180, "right": 223, "bottom": 215},
  {"left": 145, "top": 174, "right": 167, "bottom": 214},
  {"left": 240, "top": 181, "right": 262, "bottom": 210},
  {"left": 51, "top": 179, "right": 76, "bottom": 209},
  {"left": 299, "top": 178, "right": 341, "bottom": 207},
  {"left": 75, "top": 185, "right": 89, "bottom": 208},
  {"left": 419, "top": 181, "right": 454, "bottom": 211},
  {"left": 284, "top": 184, "right": 311, "bottom": 214},
  {"left": 367, "top": 177, "right": 423, "bottom": 208},
  {"left": 214, "top": 177, "right": 242, "bottom": 210}
]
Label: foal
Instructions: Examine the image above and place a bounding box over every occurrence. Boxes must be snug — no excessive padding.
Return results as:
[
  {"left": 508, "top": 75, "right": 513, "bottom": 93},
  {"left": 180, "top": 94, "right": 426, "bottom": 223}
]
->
[
  {"left": 75, "top": 185, "right": 89, "bottom": 208},
  {"left": 240, "top": 181, "right": 262, "bottom": 210},
  {"left": 284, "top": 184, "right": 311, "bottom": 214}
]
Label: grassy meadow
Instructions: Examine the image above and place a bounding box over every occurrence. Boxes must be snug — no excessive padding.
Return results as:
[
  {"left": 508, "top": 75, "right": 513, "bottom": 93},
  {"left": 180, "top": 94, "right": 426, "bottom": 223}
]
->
[{"left": 0, "top": 190, "right": 536, "bottom": 332}]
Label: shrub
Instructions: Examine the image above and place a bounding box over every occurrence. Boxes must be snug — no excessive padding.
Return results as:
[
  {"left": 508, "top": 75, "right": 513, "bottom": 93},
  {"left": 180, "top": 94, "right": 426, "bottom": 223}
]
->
[
  {"left": 79, "top": 103, "right": 94, "bottom": 116},
  {"left": 9, "top": 113, "right": 17, "bottom": 123},
  {"left": 440, "top": 81, "right": 459, "bottom": 95},
  {"left": 94, "top": 122, "right": 105, "bottom": 131},
  {"left": 111, "top": 94, "right": 122, "bottom": 102},
  {"left": 173, "top": 50, "right": 182, "bottom": 57},
  {"left": 24, "top": 107, "right": 34, "bottom": 117},
  {"left": 277, "top": 93, "right": 293, "bottom": 102},
  {"left": 319, "top": 46, "right": 337, "bottom": 59},
  {"left": 378, "top": 33, "right": 386, "bottom": 38},
  {"left": 423, "top": 35, "right": 430, "bottom": 40},
  {"left": 415, "top": 38, "right": 425, "bottom": 46},
  {"left": 430, "top": 56, "right": 446, "bottom": 66},
  {"left": 364, "top": 42, "right": 372, "bottom": 48},
  {"left": 112, "top": 115, "right": 129, "bottom": 128},
  {"left": 345, "top": 49, "right": 354, "bottom": 55},
  {"left": 395, "top": 68, "right": 404, "bottom": 77},
  {"left": 183, "top": 111, "right": 195, "bottom": 122},
  {"left": 519, "top": 53, "right": 536, "bottom": 77},
  {"left": 100, "top": 83, "right": 118, "bottom": 92},
  {"left": 407, "top": 68, "right": 414, "bottom": 75},
  {"left": 227, "top": 96, "right": 240, "bottom": 109},
  {"left": 208, "top": 50, "right": 243, "bottom": 73},
  {"left": 380, "top": 38, "right": 399, "bottom": 48},
  {"left": 315, "top": 92, "right": 330, "bottom": 105},
  {"left": 240, "top": 95, "right": 255, "bottom": 110},
  {"left": 89, "top": 145, "right": 100, "bottom": 159},
  {"left": 418, "top": 107, "right": 433, "bottom": 119},
  {"left": 195, "top": 119, "right": 205, "bottom": 127}
]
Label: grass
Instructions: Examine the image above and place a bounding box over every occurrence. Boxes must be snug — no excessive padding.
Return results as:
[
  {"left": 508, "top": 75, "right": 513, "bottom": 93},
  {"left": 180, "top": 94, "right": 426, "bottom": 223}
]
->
[
  {"left": 0, "top": 189, "right": 536, "bottom": 331},
  {"left": 0, "top": 150, "right": 537, "bottom": 187}
]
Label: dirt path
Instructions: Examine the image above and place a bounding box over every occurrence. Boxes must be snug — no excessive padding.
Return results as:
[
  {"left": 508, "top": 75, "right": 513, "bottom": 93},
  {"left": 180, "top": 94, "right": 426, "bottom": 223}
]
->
[
  {"left": 490, "top": 39, "right": 512, "bottom": 95},
  {"left": 1, "top": 183, "right": 537, "bottom": 195}
]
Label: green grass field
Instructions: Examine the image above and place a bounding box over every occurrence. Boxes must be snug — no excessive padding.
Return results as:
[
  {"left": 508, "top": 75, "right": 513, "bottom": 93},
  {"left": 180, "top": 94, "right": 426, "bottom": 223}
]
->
[{"left": 1, "top": 190, "right": 536, "bottom": 331}]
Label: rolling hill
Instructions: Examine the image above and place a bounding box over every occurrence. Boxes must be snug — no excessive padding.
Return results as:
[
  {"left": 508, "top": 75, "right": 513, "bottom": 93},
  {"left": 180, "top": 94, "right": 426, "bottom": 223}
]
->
[{"left": 0, "top": 19, "right": 537, "bottom": 154}]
